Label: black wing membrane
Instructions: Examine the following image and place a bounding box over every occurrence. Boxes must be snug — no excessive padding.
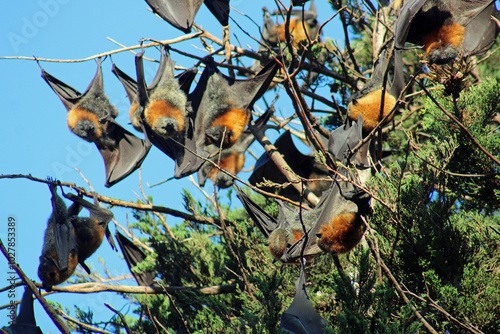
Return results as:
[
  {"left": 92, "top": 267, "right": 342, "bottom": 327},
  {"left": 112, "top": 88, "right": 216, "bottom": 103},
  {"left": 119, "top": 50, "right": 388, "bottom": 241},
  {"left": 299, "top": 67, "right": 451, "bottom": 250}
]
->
[
  {"left": 115, "top": 230, "right": 157, "bottom": 286},
  {"left": 235, "top": 185, "right": 278, "bottom": 238},
  {"left": 144, "top": 0, "right": 204, "bottom": 33},
  {"left": 0, "top": 288, "right": 43, "bottom": 334},
  {"left": 279, "top": 261, "right": 329, "bottom": 333},
  {"left": 204, "top": 0, "right": 230, "bottom": 26}
]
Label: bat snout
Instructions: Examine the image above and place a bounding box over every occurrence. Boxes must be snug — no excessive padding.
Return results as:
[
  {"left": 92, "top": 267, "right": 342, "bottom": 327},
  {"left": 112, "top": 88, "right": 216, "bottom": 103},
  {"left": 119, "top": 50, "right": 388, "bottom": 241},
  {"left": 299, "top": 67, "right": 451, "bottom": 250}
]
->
[
  {"left": 428, "top": 46, "right": 458, "bottom": 64},
  {"left": 72, "top": 120, "right": 99, "bottom": 142},
  {"left": 154, "top": 117, "right": 182, "bottom": 138}
]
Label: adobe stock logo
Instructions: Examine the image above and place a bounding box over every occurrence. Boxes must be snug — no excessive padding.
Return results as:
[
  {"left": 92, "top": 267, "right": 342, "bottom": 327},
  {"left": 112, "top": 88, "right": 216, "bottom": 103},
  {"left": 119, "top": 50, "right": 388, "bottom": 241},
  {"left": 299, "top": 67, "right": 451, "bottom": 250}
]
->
[{"left": 7, "top": 0, "right": 71, "bottom": 53}]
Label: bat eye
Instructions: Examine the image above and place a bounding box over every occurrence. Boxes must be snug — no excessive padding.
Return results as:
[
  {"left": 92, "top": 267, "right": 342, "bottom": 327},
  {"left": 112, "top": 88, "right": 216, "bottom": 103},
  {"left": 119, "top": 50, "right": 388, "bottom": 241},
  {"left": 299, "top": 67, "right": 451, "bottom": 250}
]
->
[{"left": 209, "top": 93, "right": 215, "bottom": 99}]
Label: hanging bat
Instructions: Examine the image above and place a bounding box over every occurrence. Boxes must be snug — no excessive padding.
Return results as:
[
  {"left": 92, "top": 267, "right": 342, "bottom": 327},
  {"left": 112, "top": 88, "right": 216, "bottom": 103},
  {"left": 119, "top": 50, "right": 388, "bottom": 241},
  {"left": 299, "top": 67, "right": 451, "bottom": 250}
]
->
[
  {"left": 38, "top": 181, "right": 79, "bottom": 291},
  {"left": 197, "top": 105, "right": 276, "bottom": 188},
  {"left": 249, "top": 131, "right": 331, "bottom": 200},
  {"left": 279, "top": 119, "right": 371, "bottom": 263},
  {"left": 237, "top": 118, "right": 371, "bottom": 263},
  {"left": 279, "top": 261, "right": 329, "bottom": 333},
  {"left": 144, "top": 0, "right": 230, "bottom": 33},
  {"left": 247, "top": 1, "right": 325, "bottom": 88},
  {"left": 115, "top": 231, "right": 157, "bottom": 286},
  {"left": 39, "top": 58, "right": 151, "bottom": 187},
  {"left": 259, "top": 0, "right": 320, "bottom": 48},
  {"left": 394, "top": 0, "right": 499, "bottom": 64},
  {"left": 347, "top": 48, "right": 405, "bottom": 132},
  {"left": 0, "top": 288, "right": 43, "bottom": 334},
  {"left": 198, "top": 130, "right": 254, "bottom": 189},
  {"left": 191, "top": 57, "right": 279, "bottom": 155},
  {"left": 135, "top": 46, "right": 202, "bottom": 178},
  {"left": 111, "top": 52, "right": 197, "bottom": 133},
  {"left": 62, "top": 191, "right": 116, "bottom": 274}
]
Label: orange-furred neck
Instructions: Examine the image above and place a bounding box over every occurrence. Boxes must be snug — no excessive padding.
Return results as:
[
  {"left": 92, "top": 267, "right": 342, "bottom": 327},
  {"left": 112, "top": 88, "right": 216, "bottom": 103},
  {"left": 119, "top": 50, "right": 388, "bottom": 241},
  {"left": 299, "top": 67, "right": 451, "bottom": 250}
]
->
[
  {"left": 145, "top": 100, "right": 185, "bottom": 136},
  {"left": 67, "top": 107, "right": 102, "bottom": 140},
  {"left": 422, "top": 22, "right": 465, "bottom": 55},
  {"left": 348, "top": 89, "right": 397, "bottom": 132},
  {"left": 208, "top": 152, "right": 246, "bottom": 182},
  {"left": 208, "top": 108, "right": 250, "bottom": 147},
  {"left": 317, "top": 212, "right": 364, "bottom": 254},
  {"left": 278, "top": 18, "right": 310, "bottom": 47}
]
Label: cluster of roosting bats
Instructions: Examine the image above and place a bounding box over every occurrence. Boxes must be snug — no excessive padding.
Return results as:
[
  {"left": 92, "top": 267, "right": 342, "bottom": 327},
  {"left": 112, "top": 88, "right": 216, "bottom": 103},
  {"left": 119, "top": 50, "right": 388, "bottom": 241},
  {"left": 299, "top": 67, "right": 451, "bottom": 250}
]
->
[{"left": 5, "top": 0, "right": 499, "bottom": 332}]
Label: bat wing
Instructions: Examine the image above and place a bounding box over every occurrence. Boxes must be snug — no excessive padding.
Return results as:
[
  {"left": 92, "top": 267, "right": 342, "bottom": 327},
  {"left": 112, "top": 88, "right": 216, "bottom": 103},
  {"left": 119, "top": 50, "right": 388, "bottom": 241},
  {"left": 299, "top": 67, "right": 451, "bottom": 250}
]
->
[
  {"left": 394, "top": 0, "right": 427, "bottom": 50},
  {"left": 40, "top": 65, "right": 82, "bottom": 111},
  {"left": 249, "top": 131, "right": 313, "bottom": 191},
  {"left": 63, "top": 193, "right": 113, "bottom": 224},
  {"left": 1, "top": 288, "right": 43, "bottom": 334},
  {"left": 111, "top": 62, "right": 138, "bottom": 104},
  {"left": 328, "top": 117, "right": 363, "bottom": 163},
  {"left": 452, "top": 0, "right": 496, "bottom": 26},
  {"left": 54, "top": 220, "right": 75, "bottom": 272},
  {"left": 176, "top": 67, "right": 198, "bottom": 95},
  {"left": 144, "top": 0, "right": 204, "bottom": 33},
  {"left": 115, "top": 231, "right": 156, "bottom": 286},
  {"left": 64, "top": 192, "right": 116, "bottom": 251},
  {"left": 99, "top": 118, "right": 152, "bottom": 187},
  {"left": 204, "top": 0, "right": 230, "bottom": 26},
  {"left": 460, "top": 1, "right": 499, "bottom": 56},
  {"left": 279, "top": 261, "right": 329, "bottom": 333},
  {"left": 235, "top": 185, "right": 279, "bottom": 238}
]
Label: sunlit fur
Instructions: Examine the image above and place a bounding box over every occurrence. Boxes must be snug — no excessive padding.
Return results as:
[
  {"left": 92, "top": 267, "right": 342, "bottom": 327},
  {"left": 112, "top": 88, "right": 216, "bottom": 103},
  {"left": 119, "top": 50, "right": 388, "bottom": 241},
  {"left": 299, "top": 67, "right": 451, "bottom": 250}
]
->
[
  {"left": 317, "top": 212, "right": 364, "bottom": 254},
  {"left": 144, "top": 100, "right": 185, "bottom": 138},
  {"left": 268, "top": 228, "right": 288, "bottom": 260},
  {"left": 67, "top": 107, "right": 102, "bottom": 142},
  {"left": 208, "top": 152, "right": 246, "bottom": 188},
  {"left": 422, "top": 22, "right": 465, "bottom": 64},
  {"left": 207, "top": 108, "right": 251, "bottom": 147},
  {"left": 278, "top": 18, "right": 310, "bottom": 47},
  {"left": 129, "top": 101, "right": 142, "bottom": 132},
  {"left": 71, "top": 217, "right": 106, "bottom": 261},
  {"left": 292, "top": 230, "right": 304, "bottom": 243},
  {"left": 348, "top": 89, "right": 397, "bottom": 132}
]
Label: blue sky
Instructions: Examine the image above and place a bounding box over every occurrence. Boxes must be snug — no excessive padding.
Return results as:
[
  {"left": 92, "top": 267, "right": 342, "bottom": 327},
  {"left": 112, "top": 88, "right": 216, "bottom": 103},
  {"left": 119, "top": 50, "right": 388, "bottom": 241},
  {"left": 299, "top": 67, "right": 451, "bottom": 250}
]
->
[{"left": 0, "top": 0, "right": 342, "bottom": 332}]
